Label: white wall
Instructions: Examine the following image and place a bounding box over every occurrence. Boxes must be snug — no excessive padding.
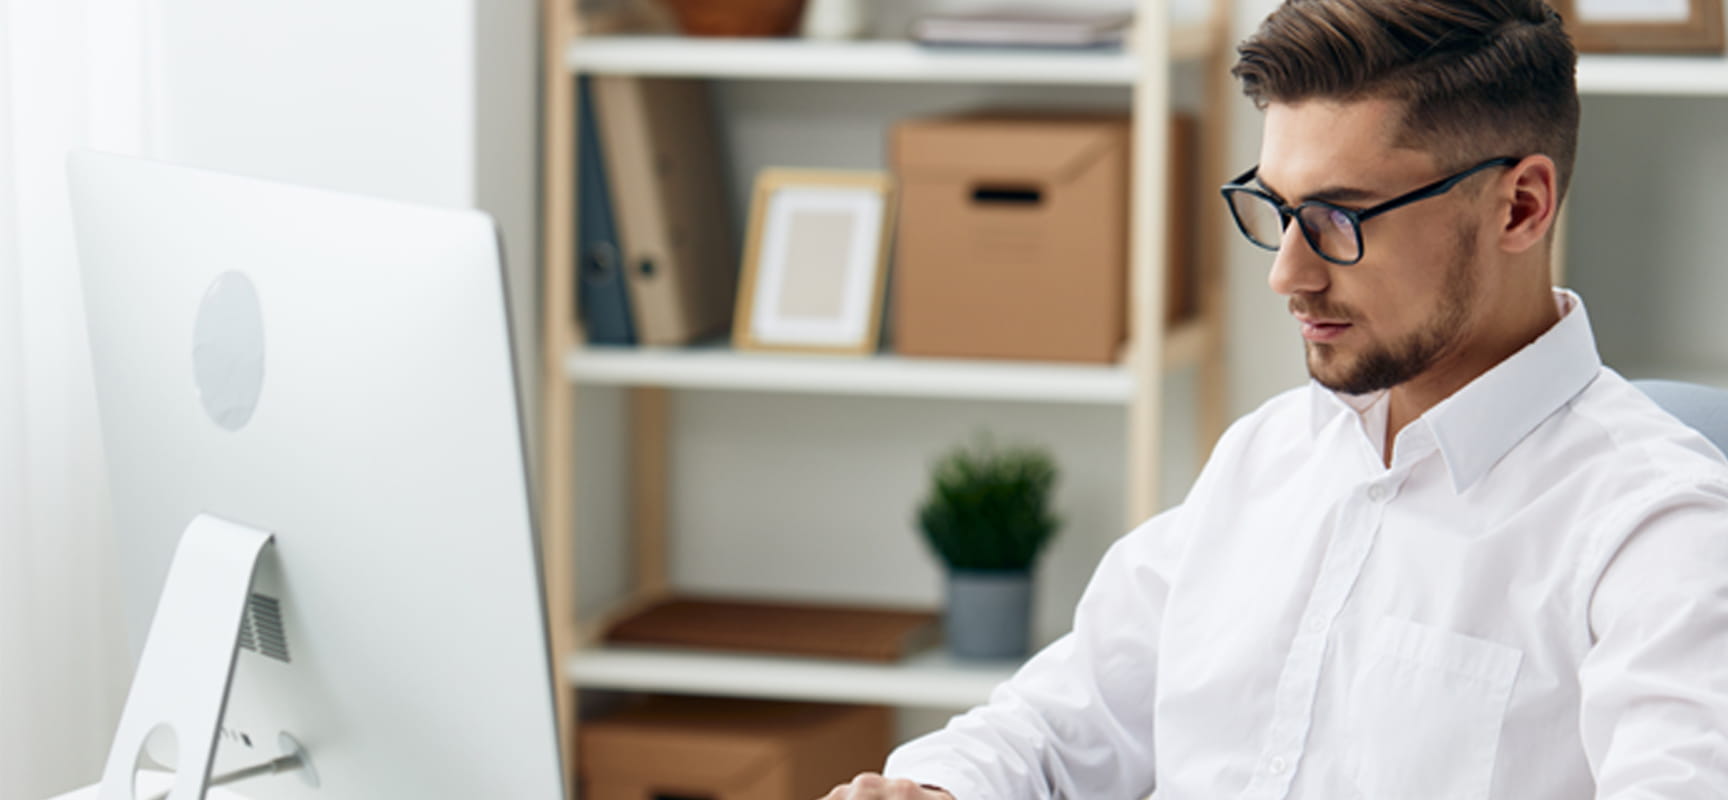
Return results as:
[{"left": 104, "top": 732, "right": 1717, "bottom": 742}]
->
[
  {"left": 51, "top": 0, "right": 541, "bottom": 782},
  {"left": 150, "top": 0, "right": 541, "bottom": 434},
  {"left": 1224, "top": 0, "right": 1309, "bottom": 418},
  {"left": 1565, "top": 94, "right": 1728, "bottom": 382}
]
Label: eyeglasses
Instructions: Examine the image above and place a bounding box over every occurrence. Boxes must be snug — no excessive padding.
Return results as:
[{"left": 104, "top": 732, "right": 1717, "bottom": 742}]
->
[{"left": 1220, "top": 156, "right": 1520, "bottom": 266}]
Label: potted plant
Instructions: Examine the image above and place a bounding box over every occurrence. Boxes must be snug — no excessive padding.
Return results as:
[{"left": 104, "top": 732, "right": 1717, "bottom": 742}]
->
[{"left": 916, "top": 435, "right": 1061, "bottom": 660}]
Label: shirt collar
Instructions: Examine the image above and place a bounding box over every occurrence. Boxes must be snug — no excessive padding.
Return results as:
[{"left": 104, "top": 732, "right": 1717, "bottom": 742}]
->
[{"left": 1309, "top": 288, "right": 1602, "bottom": 492}]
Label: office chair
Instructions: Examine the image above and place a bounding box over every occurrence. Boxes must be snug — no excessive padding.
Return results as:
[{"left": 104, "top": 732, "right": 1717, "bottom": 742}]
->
[{"left": 1633, "top": 379, "right": 1728, "bottom": 454}]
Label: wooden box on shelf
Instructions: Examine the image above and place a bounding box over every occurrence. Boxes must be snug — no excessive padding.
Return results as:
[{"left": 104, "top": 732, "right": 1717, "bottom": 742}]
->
[
  {"left": 891, "top": 112, "right": 1130, "bottom": 364},
  {"left": 889, "top": 111, "right": 1197, "bottom": 363},
  {"left": 579, "top": 696, "right": 891, "bottom": 800}
]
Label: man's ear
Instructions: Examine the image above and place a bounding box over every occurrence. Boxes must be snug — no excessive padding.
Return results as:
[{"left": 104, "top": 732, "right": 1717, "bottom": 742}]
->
[{"left": 1498, "top": 155, "right": 1559, "bottom": 255}]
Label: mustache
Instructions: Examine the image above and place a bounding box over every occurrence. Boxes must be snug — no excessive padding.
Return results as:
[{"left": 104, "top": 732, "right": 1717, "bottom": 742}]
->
[{"left": 1289, "top": 294, "right": 1357, "bottom": 323}]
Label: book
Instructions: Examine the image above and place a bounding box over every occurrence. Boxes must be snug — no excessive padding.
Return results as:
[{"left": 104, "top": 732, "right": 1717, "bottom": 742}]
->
[
  {"left": 605, "top": 596, "right": 941, "bottom": 663},
  {"left": 910, "top": 9, "right": 1133, "bottom": 49},
  {"left": 576, "top": 76, "right": 637, "bottom": 346},
  {"left": 592, "top": 76, "right": 738, "bottom": 347}
]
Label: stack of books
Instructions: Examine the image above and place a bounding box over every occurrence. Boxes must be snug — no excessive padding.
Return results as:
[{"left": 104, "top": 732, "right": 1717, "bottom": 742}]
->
[
  {"left": 910, "top": 9, "right": 1134, "bottom": 49},
  {"left": 577, "top": 76, "right": 738, "bottom": 347},
  {"left": 606, "top": 596, "right": 941, "bottom": 662}
]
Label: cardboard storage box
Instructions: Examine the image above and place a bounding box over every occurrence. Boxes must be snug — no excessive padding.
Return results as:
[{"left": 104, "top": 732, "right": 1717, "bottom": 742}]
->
[
  {"left": 889, "top": 113, "right": 1194, "bottom": 363},
  {"left": 579, "top": 696, "right": 891, "bottom": 800}
]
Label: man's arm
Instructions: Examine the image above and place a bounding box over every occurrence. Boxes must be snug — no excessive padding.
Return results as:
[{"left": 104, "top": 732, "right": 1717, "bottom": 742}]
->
[
  {"left": 1579, "top": 482, "right": 1728, "bottom": 797},
  {"left": 870, "top": 504, "right": 1189, "bottom": 800}
]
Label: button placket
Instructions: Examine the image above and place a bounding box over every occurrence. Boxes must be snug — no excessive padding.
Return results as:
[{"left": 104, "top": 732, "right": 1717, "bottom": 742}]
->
[{"left": 1242, "top": 493, "right": 1392, "bottom": 800}]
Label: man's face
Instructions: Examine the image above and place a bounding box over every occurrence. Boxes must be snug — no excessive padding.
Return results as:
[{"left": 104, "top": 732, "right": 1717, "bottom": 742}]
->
[{"left": 1256, "top": 99, "right": 1491, "bottom": 395}]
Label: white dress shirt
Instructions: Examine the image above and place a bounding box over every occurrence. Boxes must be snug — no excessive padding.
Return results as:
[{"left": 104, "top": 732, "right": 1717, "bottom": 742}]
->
[{"left": 886, "top": 290, "right": 1728, "bottom": 799}]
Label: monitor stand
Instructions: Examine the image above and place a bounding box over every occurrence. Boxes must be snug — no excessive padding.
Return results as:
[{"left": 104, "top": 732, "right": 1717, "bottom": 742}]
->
[{"left": 96, "top": 513, "right": 313, "bottom": 800}]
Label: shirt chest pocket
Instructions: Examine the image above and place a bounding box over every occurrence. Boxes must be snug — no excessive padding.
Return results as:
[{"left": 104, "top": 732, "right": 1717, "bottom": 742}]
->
[{"left": 1345, "top": 616, "right": 1523, "bottom": 800}]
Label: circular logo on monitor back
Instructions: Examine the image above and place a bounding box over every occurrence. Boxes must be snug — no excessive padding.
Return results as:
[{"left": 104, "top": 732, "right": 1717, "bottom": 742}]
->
[{"left": 193, "top": 272, "right": 265, "bottom": 431}]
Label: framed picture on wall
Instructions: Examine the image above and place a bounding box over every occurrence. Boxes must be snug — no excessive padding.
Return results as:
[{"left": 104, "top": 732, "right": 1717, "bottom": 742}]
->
[
  {"left": 733, "top": 169, "right": 896, "bottom": 355},
  {"left": 1555, "top": 0, "right": 1725, "bottom": 53}
]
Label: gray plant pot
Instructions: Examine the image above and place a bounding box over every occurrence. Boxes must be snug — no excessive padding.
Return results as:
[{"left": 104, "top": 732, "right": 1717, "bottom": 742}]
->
[{"left": 945, "top": 568, "right": 1033, "bottom": 660}]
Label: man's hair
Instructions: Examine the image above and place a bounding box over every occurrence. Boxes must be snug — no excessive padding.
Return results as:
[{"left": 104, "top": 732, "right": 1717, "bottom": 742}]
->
[{"left": 1233, "top": 0, "right": 1580, "bottom": 199}]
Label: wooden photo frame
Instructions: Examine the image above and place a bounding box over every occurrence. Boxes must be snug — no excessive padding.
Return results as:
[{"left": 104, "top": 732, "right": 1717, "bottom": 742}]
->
[
  {"left": 1556, "top": 0, "right": 1725, "bottom": 53},
  {"left": 732, "top": 169, "right": 896, "bottom": 355}
]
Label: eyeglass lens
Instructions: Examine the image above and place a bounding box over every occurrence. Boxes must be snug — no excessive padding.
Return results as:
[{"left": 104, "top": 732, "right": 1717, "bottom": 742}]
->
[{"left": 1227, "top": 192, "right": 1362, "bottom": 264}]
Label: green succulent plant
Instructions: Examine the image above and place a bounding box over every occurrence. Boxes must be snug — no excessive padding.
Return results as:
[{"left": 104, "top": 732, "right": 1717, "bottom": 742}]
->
[{"left": 917, "top": 435, "right": 1061, "bottom": 572}]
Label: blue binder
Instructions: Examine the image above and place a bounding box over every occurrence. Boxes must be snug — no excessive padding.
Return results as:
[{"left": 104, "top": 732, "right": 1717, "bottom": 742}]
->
[{"left": 576, "top": 76, "right": 636, "bottom": 346}]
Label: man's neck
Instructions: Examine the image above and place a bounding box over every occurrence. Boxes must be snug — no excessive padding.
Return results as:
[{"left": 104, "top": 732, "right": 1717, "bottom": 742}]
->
[{"left": 1380, "top": 291, "right": 1562, "bottom": 466}]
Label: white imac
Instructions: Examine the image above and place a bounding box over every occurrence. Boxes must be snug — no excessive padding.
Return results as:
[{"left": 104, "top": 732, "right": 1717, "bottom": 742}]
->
[{"left": 66, "top": 151, "right": 566, "bottom": 799}]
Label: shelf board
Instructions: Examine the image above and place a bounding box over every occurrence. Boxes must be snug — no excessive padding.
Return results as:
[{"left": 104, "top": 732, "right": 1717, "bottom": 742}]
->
[
  {"left": 565, "top": 35, "right": 1728, "bottom": 95},
  {"left": 565, "top": 345, "right": 1131, "bottom": 403},
  {"left": 565, "top": 30, "right": 1210, "bottom": 85},
  {"left": 566, "top": 320, "right": 1208, "bottom": 403},
  {"left": 566, "top": 645, "right": 1017, "bottom": 709},
  {"left": 1578, "top": 54, "right": 1728, "bottom": 96}
]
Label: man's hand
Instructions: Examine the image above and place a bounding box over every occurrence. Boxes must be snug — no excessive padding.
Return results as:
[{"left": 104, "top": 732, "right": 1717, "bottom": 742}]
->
[{"left": 821, "top": 772, "right": 955, "bottom": 799}]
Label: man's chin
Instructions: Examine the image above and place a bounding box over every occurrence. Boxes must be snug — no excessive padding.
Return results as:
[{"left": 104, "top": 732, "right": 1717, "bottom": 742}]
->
[
  {"left": 1310, "top": 370, "right": 1356, "bottom": 394},
  {"left": 1306, "top": 346, "right": 1346, "bottom": 386},
  {"left": 1307, "top": 348, "right": 1372, "bottom": 395}
]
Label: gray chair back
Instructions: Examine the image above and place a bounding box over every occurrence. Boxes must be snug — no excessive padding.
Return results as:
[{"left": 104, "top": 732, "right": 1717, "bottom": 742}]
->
[{"left": 1632, "top": 379, "right": 1728, "bottom": 455}]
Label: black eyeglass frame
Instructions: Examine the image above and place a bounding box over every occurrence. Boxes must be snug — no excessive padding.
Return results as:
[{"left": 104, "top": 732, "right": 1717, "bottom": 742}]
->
[{"left": 1219, "top": 156, "right": 1522, "bottom": 266}]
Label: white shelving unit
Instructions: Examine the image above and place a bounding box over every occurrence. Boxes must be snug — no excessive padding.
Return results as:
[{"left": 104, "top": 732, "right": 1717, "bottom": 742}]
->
[
  {"left": 1577, "top": 53, "right": 1728, "bottom": 96},
  {"left": 536, "top": 1, "right": 1233, "bottom": 790},
  {"left": 566, "top": 346, "right": 1138, "bottom": 404},
  {"left": 563, "top": 319, "right": 1207, "bottom": 404},
  {"left": 564, "top": 28, "right": 1212, "bottom": 83},
  {"left": 567, "top": 646, "right": 1016, "bottom": 709}
]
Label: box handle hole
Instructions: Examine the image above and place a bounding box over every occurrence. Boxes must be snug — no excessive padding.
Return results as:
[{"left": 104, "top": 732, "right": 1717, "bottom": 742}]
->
[{"left": 971, "top": 185, "right": 1043, "bottom": 206}]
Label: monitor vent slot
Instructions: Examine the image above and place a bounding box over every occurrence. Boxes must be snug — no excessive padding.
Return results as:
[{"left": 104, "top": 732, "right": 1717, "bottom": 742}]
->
[{"left": 238, "top": 593, "right": 291, "bottom": 663}]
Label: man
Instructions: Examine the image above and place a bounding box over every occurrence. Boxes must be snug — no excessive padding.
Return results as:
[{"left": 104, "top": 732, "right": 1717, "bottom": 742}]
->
[{"left": 824, "top": 1, "right": 1728, "bottom": 797}]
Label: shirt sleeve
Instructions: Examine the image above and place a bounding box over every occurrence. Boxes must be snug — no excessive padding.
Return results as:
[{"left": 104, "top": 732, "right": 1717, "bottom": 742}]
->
[
  {"left": 1579, "top": 480, "right": 1728, "bottom": 798},
  {"left": 882, "top": 502, "right": 1189, "bottom": 800}
]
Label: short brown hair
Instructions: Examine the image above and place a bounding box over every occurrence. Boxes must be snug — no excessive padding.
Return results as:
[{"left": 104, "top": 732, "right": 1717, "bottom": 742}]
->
[{"left": 1234, "top": 0, "right": 1580, "bottom": 199}]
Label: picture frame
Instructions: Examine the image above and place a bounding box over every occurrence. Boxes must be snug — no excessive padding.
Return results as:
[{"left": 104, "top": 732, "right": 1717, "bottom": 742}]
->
[
  {"left": 732, "top": 169, "right": 896, "bottom": 355},
  {"left": 1555, "top": 0, "right": 1725, "bottom": 54}
]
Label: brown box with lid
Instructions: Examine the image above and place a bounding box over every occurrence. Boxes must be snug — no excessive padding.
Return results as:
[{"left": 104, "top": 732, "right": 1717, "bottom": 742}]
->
[
  {"left": 889, "top": 112, "right": 1194, "bottom": 363},
  {"left": 578, "top": 696, "right": 892, "bottom": 800}
]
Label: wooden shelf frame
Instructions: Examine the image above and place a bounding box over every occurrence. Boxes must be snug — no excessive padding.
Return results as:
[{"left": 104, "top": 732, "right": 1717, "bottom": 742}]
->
[
  {"left": 537, "top": 1, "right": 1236, "bottom": 791},
  {"left": 537, "top": 2, "right": 580, "bottom": 794}
]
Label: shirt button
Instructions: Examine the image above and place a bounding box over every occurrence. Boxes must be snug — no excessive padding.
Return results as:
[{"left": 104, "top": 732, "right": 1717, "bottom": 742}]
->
[
  {"left": 1269, "top": 757, "right": 1289, "bottom": 774},
  {"left": 1367, "top": 484, "right": 1388, "bottom": 502},
  {"left": 1305, "top": 615, "right": 1325, "bottom": 633}
]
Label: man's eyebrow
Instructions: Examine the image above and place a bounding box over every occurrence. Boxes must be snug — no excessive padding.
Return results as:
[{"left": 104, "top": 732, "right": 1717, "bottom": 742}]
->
[{"left": 1255, "top": 174, "right": 1383, "bottom": 206}]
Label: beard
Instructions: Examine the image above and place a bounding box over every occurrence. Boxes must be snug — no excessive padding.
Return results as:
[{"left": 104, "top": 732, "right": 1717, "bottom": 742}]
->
[{"left": 1302, "top": 226, "right": 1476, "bottom": 396}]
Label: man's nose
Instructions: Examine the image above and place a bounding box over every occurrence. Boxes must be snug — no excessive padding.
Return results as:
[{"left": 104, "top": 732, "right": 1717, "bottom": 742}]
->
[{"left": 1266, "top": 220, "right": 1330, "bottom": 297}]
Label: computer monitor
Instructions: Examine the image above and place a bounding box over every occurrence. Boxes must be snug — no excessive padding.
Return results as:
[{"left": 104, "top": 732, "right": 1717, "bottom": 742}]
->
[{"left": 67, "top": 151, "right": 566, "bottom": 799}]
